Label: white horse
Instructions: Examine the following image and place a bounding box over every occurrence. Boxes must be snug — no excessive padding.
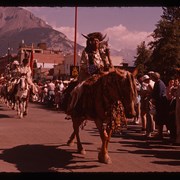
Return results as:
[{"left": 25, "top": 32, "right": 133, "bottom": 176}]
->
[{"left": 15, "top": 76, "right": 29, "bottom": 118}]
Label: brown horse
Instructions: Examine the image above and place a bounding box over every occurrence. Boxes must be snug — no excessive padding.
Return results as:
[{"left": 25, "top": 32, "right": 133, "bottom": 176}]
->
[{"left": 66, "top": 68, "right": 137, "bottom": 164}]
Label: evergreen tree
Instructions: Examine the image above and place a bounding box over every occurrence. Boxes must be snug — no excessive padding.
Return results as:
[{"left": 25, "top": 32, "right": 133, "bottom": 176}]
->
[
  {"left": 148, "top": 7, "right": 180, "bottom": 82},
  {"left": 134, "top": 41, "right": 151, "bottom": 75}
]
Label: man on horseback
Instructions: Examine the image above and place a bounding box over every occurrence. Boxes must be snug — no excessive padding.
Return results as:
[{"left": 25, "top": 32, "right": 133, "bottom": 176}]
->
[
  {"left": 64, "top": 32, "right": 137, "bottom": 164},
  {"left": 78, "top": 32, "right": 113, "bottom": 82},
  {"left": 66, "top": 32, "right": 113, "bottom": 114},
  {"left": 8, "top": 60, "right": 21, "bottom": 108},
  {"left": 13, "top": 58, "right": 38, "bottom": 117},
  {"left": 19, "top": 58, "right": 38, "bottom": 95},
  {"left": 10, "top": 60, "right": 21, "bottom": 78}
]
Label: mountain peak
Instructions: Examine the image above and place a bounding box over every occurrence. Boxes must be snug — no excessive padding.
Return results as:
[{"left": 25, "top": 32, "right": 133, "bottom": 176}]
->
[
  {"left": 0, "top": 7, "right": 51, "bottom": 34},
  {"left": 0, "top": 7, "right": 85, "bottom": 56}
]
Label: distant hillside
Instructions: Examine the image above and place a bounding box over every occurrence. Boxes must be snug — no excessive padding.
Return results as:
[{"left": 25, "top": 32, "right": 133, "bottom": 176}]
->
[{"left": 0, "top": 7, "right": 84, "bottom": 56}]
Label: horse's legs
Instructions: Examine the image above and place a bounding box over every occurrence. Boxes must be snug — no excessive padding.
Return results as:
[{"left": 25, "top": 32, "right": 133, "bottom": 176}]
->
[
  {"left": 75, "top": 120, "right": 86, "bottom": 155},
  {"left": 68, "top": 117, "right": 86, "bottom": 155},
  {"left": 23, "top": 99, "right": 28, "bottom": 116},
  {"left": 19, "top": 100, "right": 24, "bottom": 119},
  {"left": 24, "top": 91, "right": 30, "bottom": 116},
  {"left": 94, "top": 119, "right": 112, "bottom": 164},
  {"left": 67, "top": 131, "right": 76, "bottom": 146},
  {"left": 22, "top": 99, "right": 27, "bottom": 116},
  {"left": 105, "top": 127, "right": 113, "bottom": 154},
  {"left": 16, "top": 98, "right": 20, "bottom": 117},
  {"left": 11, "top": 96, "right": 16, "bottom": 110}
]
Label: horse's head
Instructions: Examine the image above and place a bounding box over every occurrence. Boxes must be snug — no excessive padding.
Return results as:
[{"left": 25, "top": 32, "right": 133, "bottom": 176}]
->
[{"left": 111, "top": 69, "right": 137, "bottom": 118}]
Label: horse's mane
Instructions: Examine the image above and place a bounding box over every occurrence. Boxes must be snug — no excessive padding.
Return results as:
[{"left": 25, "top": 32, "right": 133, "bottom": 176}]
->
[{"left": 83, "top": 68, "right": 127, "bottom": 87}]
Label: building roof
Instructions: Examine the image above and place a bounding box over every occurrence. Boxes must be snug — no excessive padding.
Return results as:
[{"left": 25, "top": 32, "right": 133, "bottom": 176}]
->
[
  {"left": 19, "top": 45, "right": 64, "bottom": 64},
  {"left": 33, "top": 52, "right": 64, "bottom": 64},
  {"left": 111, "top": 56, "right": 123, "bottom": 66}
]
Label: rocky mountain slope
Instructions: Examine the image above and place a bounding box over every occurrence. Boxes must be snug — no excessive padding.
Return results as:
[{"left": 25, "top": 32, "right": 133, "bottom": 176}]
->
[{"left": 0, "top": 7, "right": 84, "bottom": 56}]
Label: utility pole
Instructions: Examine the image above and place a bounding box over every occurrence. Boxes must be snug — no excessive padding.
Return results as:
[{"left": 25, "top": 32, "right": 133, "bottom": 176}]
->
[
  {"left": 7, "top": 47, "right": 10, "bottom": 64},
  {"left": 7, "top": 41, "right": 10, "bottom": 64},
  {"left": 71, "top": 6, "right": 79, "bottom": 78},
  {"left": 74, "top": 6, "right": 77, "bottom": 66},
  {"left": 30, "top": 43, "right": 34, "bottom": 79}
]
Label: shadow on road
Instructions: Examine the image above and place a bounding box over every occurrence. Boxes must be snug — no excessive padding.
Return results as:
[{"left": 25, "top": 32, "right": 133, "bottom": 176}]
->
[
  {"left": 130, "top": 149, "right": 180, "bottom": 166},
  {"left": 109, "top": 123, "right": 180, "bottom": 167},
  {"left": 0, "top": 114, "right": 13, "bottom": 118},
  {"left": 0, "top": 144, "right": 99, "bottom": 172},
  {"left": 30, "top": 102, "right": 61, "bottom": 113},
  {"left": 0, "top": 144, "right": 72, "bottom": 172}
]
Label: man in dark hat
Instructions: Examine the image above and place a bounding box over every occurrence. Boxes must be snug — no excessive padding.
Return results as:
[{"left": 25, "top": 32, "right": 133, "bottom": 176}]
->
[{"left": 151, "top": 72, "right": 169, "bottom": 139}]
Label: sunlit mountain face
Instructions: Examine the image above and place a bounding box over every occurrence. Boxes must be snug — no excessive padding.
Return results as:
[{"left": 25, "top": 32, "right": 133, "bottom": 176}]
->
[{"left": 0, "top": 7, "right": 84, "bottom": 56}]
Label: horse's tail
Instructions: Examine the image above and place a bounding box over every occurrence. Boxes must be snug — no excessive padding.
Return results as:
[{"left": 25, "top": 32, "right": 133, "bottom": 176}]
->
[{"left": 61, "top": 80, "right": 78, "bottom": 112}]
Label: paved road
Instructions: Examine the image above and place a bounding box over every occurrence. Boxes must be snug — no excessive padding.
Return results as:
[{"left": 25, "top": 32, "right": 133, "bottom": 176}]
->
[{"left": 0, "top": 102, "right": 180, "bottom": 174}]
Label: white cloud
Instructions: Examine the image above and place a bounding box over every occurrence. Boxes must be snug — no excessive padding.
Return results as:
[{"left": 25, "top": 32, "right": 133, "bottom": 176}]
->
[
  {"left": 103, "top": 24, "right": 153, "bottom": 50},
  {"left": 53, "top": 24, "right": 153, "bottom": 51},
  {"left": 54, "top": 27, "right": 74, "bottom": 41},
  {"left": 53, "top": 26, "right": 86, "bottom": 46}
]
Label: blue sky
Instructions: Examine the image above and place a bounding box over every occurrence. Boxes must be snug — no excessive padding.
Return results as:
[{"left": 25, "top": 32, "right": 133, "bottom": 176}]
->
[{"left": 23, "top": 7, "right": 163, "bottom": 51}]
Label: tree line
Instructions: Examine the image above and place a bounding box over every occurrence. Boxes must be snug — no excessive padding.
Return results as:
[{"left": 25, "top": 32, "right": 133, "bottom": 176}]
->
[{"left": 134, "top": 7, "right": 180, "bottom": 84}]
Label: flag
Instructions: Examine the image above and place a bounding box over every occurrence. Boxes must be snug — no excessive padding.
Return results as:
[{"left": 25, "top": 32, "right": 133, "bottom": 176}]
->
[{"left": 30, "top": 44, "right": 34, "bottom": 78}]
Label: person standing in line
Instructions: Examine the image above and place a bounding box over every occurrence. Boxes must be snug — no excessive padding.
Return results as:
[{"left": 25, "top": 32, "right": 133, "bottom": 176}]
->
[
  {"left": 175, "top": 71, "right": 180, "bottom": 145},
  {"left": 148, "top": 71, "right": 156, "bottom": 133},
  {"left": 47, "top": 79, "right": 55, "bottom": 106},
  {"left": 151, "top": 72, "right": 169, "bottom": 140},
  {"left": 166, "top": 78, "right": 176, "bottom": 142},
  {"left": 139, "top": 75, "right": 149, "bottom": 134},
  {"left": 133, "top": 74, "right": 143, "bottom": 125},
  {"left": 168, "top": 83, "right": 177, "bottom": 143},
  {"left": 140, "top": 74, "right": 154, "bottom": 138},
  {"left": 166, "top": 78, "right": 175, "bottom": 101}
]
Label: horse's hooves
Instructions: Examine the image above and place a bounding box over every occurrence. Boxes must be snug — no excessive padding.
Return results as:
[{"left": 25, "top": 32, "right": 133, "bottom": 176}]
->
[
  {"left": 105, "top": 157, "right": 112, "bottom": 164},
  {"left": 98, "top": 152, "right": 112, "bottom": 164},
  {"left": 67, "top": 140, "right": 74, "bottom": 146},
  {"left": 79, "top": 149, "right": 86, "bottom": 155}
]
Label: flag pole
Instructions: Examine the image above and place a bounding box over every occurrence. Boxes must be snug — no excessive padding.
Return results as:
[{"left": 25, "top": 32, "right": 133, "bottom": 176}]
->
[
  {"left": 74, "top": 6, "right": 77, "bottom": 66},
  {"left": 30, "top": 43, "right": 34, "bottom": 78},
  {"left": 71, "top": 6, "right": 79, "bottom": 78}
]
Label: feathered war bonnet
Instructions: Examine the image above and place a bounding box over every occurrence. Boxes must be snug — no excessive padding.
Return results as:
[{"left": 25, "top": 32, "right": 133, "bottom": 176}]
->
[{"left": 82, "top": 32, "right": 107, "bottom": 42}]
